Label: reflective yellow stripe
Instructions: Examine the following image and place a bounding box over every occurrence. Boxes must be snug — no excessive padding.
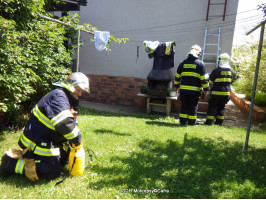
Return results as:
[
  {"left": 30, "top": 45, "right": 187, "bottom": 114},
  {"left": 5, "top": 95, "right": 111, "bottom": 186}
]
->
[
  {"left": 221, "top": 71, "right": 231, "bottom": 75},
  {"left": 15, "top": 159, "right": 25, "bottom": 174},
  {"left": 33, "top": 105, "right": 55, "bottom": 130},
  {"left": 202, "top": 83, "right": 209, "bottom": 88},
  {"left": 34, "top": 147, "right": 60, "bottom": 157},
  {"left": 181, "top": 72, "right": 200, "bottom": 78},
  {"left": 211, "top": 91, "right": 230, "bottom": 95},
  {"left": 175, "top": 73, "right": 181, "bottom": 78},
  {"left": 63, "top": 126, "right": 79, "bottom": 140},
  {"left": 180, "top": 85, "right": 201, "bottom": 91},
  {"left": 20, "top": 133, "right": 60, "bottom": 156},
  {"left": 60, "top": 82, "right": 75, "bottom": 92},
  {"left": 207, "top": 115, "right": 215, "bottom": 119},
  {"left": 216, "top": 115, "right": 224, "bottom": 119},
  {"left": 174, "top": 80, "right": 180, "bottom": 85},
  {"left": 200, "top": 73, "right": 209, "bottom": 80},
  {"left": 20, "top": 133, "right": 36, "bottom": 149},
  {"left": 51, "top": 110, "right": 73, "bottom": 126},
  {"left": 188, "top": 115, "right": 196, "bottom": 119},
  {"left": 179, "top": 113, "right": 188, "bottom": 118},
  {"left": 183, "top": 64, "right": 196, "bottom": 69},
  {"left": 214, "top": 78, "right": 232, "bottom": 82}
]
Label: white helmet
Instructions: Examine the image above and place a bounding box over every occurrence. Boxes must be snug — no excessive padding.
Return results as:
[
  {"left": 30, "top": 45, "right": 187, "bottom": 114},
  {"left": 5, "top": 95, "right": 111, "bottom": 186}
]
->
[
  {"left": 218, "top": 53, "right": 230, "bottom": 68},
  {"left": 67, "top": 72, "right": 90, "bottom": 93},
  {"left": 219, "top": 53, "right": 230, "bottom": 60},
  {"left": 188, "top": 45, "right": 202, "bottom": 58}
]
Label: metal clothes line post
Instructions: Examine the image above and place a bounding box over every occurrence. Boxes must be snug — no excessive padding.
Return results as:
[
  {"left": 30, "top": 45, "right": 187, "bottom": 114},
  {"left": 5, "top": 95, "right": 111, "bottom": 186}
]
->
[
  {"left": 77, "top": 28, "right": 80, "bottom": 72},
  {"left": 244, "top": 20, "right": 265, "bottom": 152},
  {"left": 38, "top": 14, "right": 94, "bottom": 72}
]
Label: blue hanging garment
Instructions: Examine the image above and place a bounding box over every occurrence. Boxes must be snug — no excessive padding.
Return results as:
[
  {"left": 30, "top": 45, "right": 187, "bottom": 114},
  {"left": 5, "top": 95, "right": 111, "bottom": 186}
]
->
[{"left": 94, "top": 31, "right": 110, "bottom": 51}]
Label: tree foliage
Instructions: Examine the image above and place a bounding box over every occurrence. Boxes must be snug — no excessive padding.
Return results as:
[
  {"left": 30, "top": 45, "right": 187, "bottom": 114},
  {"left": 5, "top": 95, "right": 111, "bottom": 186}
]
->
[
  {"left": 0, "top": 0, "right": 129, "bottom": 127},
  {"left": 0, "top": 0, "right": 72, "bottom": 126},
  {"left": 231, "top": 38, "right": 266, "bottom": 107}
]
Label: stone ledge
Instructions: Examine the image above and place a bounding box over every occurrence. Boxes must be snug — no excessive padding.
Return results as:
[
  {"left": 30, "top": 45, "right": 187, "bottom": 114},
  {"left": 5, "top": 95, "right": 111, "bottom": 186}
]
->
[{"left": 230, "top": 89, "right": 265, "bottom": 122}]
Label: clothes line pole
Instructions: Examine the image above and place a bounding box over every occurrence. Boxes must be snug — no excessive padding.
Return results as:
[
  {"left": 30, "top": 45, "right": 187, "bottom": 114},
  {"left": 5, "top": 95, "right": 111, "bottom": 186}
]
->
[
  {"left": 38, "top": 14, "right": 94, "bottom": 73},
  {"left": 244, "top": 20, "right": 265, "bottom": 152},
  {"left": 76, "top": 28, "right": 80, "bottom": 72}
]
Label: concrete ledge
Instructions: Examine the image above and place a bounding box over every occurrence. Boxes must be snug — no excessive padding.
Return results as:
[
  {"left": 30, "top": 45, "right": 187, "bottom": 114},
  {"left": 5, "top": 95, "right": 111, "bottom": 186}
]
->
[{"left": 230, "top": 89, "right": 265, "bottom": 122}]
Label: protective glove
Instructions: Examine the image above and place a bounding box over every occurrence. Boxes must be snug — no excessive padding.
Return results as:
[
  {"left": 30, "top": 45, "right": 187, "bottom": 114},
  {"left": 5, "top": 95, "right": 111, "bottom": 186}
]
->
[
  {"left": 22, "top": 147, "right": 39, "bottom": 182},
  {"left": 6, "top": 149, "right": 23, "bottom": 159},
  {"left": 24, "top": 158, "right": 39, "bottom": 181}
]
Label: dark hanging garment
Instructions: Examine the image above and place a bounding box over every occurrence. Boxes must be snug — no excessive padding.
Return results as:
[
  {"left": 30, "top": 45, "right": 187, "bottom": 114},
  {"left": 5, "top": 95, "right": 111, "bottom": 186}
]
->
[{"left": 152, "top": 43, "right": 175, "bottom": 70}]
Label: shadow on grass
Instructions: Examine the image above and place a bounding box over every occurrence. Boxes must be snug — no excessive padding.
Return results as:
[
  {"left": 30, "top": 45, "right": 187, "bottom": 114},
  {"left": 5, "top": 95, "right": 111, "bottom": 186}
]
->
[
  {"left": 145, "top": 121, "right": 180, "bottom": 127},
  {"left": 89, "top": 133, "right": 266, "bottom": 199},
  {"left": 94, "top": 129, "right": 131, "bottom": 136},
  {"left": 0, "top": 173, "right": 51, "bottom": 187}
]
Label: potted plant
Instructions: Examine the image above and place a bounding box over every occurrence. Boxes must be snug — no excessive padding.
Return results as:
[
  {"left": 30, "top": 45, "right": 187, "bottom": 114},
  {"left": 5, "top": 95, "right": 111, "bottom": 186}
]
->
[
  {"left": 140, "top": 84, "right": 147, "bottom": 94},
  {"left": 168, "top": 87, "right": 176, "bottom": 97}
]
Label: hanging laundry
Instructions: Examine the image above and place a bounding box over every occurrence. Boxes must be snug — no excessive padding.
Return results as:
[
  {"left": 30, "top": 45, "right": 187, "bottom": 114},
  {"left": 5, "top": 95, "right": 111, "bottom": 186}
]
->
[
  {"left": 165, "top": 41, "right": 176, "bottom": 55},
  {"left": 94, "top": 30, "right": 110, "bottom": 51},
  {"left": 143, "top": 40, "right": 160, "bottom": 55}
]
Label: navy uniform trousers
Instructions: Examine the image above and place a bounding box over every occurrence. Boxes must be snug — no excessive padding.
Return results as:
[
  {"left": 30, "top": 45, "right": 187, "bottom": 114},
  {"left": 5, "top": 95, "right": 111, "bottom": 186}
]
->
[
  {"left": 206, "top": 95, "right": 229, "bottom": 125},
  {"left": 179, "top": 93, "right": 200, "bottom": 125}
]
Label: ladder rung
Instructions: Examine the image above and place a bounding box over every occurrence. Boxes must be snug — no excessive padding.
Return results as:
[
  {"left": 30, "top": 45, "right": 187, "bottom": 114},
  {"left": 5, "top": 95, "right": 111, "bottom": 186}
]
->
[
  {"left": 207, "top": 34, "right": 219, "bottom": 36},
  {"left": 204, "top": 53, "right": 217, "bottom": 55},
  {"left": 208, "top": 15, "right": 223, "bottom": 18},
  {"left": 205, "top": 63, "right": 216, "bottom": 65},
  {"left": 206, "top": 43, "right": 218, "bottom": 45},
  {"left": 210, "top": 3, "right": 225, "bottom": 5}
]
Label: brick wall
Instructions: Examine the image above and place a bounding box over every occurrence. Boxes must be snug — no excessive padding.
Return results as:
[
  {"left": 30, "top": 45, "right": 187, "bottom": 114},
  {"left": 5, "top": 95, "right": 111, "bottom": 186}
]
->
[
  {"left": 81, "top": 74, "right": 209, "bottom": 113},
  {"left": 81, "top": 74, "right": 147, "bottom": 108}
]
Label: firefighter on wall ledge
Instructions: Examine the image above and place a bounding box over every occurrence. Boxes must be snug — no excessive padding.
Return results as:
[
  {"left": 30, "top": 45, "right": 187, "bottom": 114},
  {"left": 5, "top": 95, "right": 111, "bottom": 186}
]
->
[
  {"left": 174, "top": 45, "right": 209, "bottom": 126},
  {"left": 0, "top": 72, "right": 90, "bottom": 181},
  {"left": 205, "top": 53, "right": 233, "bottom": 126}
]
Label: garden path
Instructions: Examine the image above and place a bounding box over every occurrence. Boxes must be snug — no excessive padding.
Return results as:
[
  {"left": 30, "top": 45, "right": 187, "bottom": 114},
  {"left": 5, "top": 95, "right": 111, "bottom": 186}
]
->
[{"left": 80, "top": 100, "right": 260, "bottom": 130}]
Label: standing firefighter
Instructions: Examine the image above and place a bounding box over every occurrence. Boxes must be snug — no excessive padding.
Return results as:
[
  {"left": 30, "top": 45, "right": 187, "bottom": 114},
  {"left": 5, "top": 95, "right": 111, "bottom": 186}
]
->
[
  {"left": 205, "top": 53, "right": 233, "bottom": 126},
  {"left": 174, "top": 45, "right": 209, "bottom": 125},
  {"left": 0, "top": 72, "right": 90, "bottom": 181}
]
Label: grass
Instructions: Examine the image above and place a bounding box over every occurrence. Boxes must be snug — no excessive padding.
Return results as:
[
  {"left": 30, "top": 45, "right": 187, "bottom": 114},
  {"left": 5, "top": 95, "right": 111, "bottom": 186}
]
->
[{"left": 0, "top": 107, "right": 265, "bottom": 199}]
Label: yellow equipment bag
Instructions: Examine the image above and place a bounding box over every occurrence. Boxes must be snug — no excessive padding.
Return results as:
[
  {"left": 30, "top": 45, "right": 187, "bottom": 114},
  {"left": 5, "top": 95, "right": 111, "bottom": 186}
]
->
[{"left": 69, "top": 143, "right": 85, "bottom": 176}]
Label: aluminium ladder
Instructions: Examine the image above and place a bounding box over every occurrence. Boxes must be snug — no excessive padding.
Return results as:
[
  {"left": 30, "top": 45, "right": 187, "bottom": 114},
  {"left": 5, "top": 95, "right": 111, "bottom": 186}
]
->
[
  {"left": 202, "top": 26, "right": 221, "bottom": 70},
  {"left": 198, "top": 26, "right": 221, "bottom": 116}
]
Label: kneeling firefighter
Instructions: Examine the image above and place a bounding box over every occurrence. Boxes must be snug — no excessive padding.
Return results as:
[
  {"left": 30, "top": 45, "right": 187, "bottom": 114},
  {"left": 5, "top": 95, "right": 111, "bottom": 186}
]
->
[{"left": 0, "top": 72, "right": 90, "bottom": 181}]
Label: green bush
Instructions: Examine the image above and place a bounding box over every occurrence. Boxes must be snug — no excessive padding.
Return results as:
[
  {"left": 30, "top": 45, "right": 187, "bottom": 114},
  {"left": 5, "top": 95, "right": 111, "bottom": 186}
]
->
[
  {"left": 0, "top": 0, "right": 72, "bottom": 126},
  {"left": 231, "top": 41, "right": 266, "bottom": 107},
  {"left": 0, "top": 0, "right": 128, "bottom": 127}
]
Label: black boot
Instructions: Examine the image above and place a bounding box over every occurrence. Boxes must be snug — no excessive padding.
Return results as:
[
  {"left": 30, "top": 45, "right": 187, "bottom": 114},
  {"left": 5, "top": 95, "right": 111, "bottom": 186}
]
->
[
  {"left": 0, "top": 153, "right": 12, "bottom": 178},
  {"left": 215, "top": 118, "right": 224, "bottom": 126},
  {"left": 205, "top": 119, "right": 214, "bottom": 125}
]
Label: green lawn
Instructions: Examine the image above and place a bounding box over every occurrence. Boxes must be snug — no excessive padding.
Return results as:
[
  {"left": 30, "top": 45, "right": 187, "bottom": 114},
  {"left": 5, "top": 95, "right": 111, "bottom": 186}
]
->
[{"left": 0, "top": 107, "right": 265, "bottom": 199}]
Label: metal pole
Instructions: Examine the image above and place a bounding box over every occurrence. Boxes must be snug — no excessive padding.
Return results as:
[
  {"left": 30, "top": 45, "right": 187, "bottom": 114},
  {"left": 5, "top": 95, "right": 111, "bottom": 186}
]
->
[
  {"left": 206, "top": 0, "right": 211, "bottom": 21},
  {"left": 223, "top": 0, "right": 227, "bottom": 21},
  {"left": 244, "top": 22, "right": 265, "bottom": 152},
  {"left": 76, "top": 28, "right": 80, "bottom": 72},
  {"left": 38, "top": 14, "right": 94, "bottom": 34}
]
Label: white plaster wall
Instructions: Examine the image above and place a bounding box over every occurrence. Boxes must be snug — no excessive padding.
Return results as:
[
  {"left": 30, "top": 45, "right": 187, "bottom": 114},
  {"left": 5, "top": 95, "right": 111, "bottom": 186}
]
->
[{"left": 78, "top": 0, "right": 239, "bottom": 78}]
